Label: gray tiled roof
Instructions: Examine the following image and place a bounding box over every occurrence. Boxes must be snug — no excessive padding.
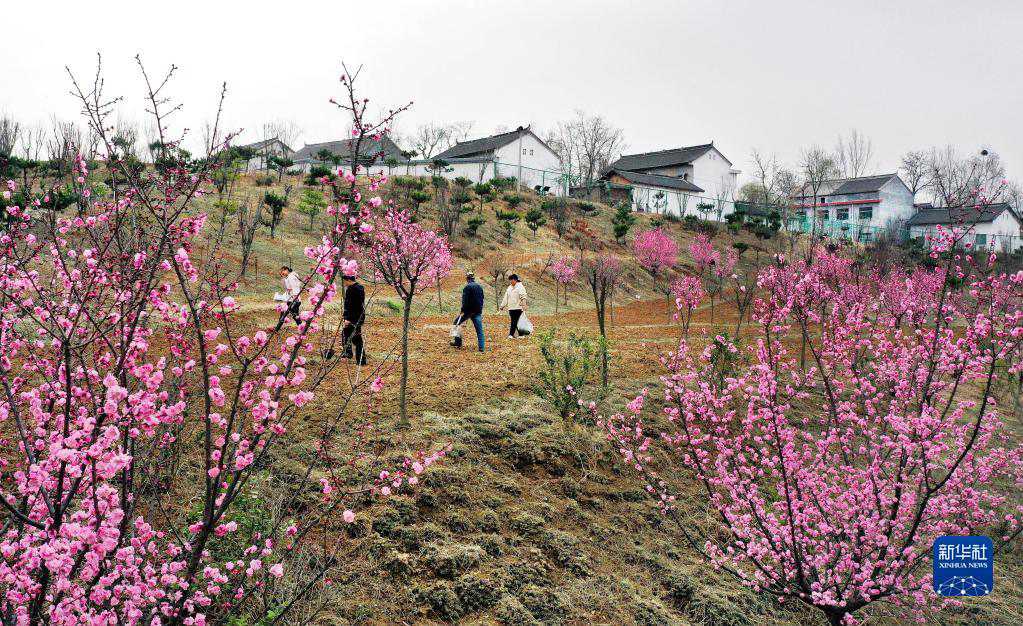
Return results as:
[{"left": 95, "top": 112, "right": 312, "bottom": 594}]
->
[
  {"left": 610, "top": 143, "right": 716, "bottom": 172},
  {"left": 435, "top": 127, "right": 530, "bottom": 159},
  {"left": 293, "top": 135, "right": 404, "bottom": 164},
  {"left": 605, "top": 169, "right": 704, "bottom": 193},
  {"left": 830, "top": 173, "right": 900, "bottom": 195},
  {"left": 238, "top": 138, "right": 293, "bottom": 153},
  {"left": 907, "top": 202, "right": 1015, "bottom": 226},
  {"left": 798, "top": 173, "right": 901, "bottom": 197}
]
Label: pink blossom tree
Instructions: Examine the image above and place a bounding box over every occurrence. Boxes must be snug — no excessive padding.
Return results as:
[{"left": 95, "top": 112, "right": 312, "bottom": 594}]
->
[
  {"left": 604, "top": 247, "right": 1023, "bottom": 626},
  {"left": 688, "top": 234, "right": 734, "bottom": 326},
  {"left": 365, "top": 208, "right": 453, "bottom": 426},
  {"left": 0, "top": 58, "right": 445, "bottom": 625},
  {"left": 549, "top": 255, "right": 580, "bottom": 314},
  {"left": 669, "top": 274, "right": 704, "bottom": 337},
  {"left": 633, "top": 227, "right": 679, "bottom": 318}
]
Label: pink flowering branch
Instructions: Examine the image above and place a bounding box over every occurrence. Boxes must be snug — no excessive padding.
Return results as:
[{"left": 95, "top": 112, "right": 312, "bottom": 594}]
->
[
  {"left": 633, "top": 228, "right": 679, "bottom": 319},
  {"left": 363, "top": 208, "right": 453, "bottom": 427},
  {"left": 0, "top": 59, "right": 445, "bottom": 626},
  {"left": 548, "top": 255, "right": 580, "bottom": 314},
  {"left": 604, "top": 247, "right": 1023, "bottom": 626}
]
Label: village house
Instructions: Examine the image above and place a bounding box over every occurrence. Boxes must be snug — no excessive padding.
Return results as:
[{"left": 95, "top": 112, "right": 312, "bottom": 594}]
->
[
  {"left": 599, "top": 168, "right": 705, "bottom": 216},
  {"left": 607, "top": 142, "right": 740, "bottom": 218},
  {"left": 794, "top": 173, "right": 915, "bottom": 242},
  {"left": 237, "top": 138, "right": 294, "bottom": 172},
  {"left": 430, "top": 126, "right": 565, "bottom": 193},
  {"left": 292, "top": 135, "right": 405, "bottom": 173},
  {"left": 907, "top": 202, "right": 1023, "bottom": 251}
]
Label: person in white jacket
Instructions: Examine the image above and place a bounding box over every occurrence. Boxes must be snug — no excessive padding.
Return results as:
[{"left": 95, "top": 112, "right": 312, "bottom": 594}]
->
[
  {"left": 499, "top": 274, "right": 528, "bottom": 339},
  {"left": 274, "top": 265, "right": 303, "bottom": 330}
]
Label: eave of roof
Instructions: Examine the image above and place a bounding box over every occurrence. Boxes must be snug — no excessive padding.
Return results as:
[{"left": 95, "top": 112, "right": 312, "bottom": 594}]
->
[
  {"left": 610, "top": 143, "right": 720, "bottom": 171},
  {"left": 605, "top": 169, "right": 704, "bottom": 193}
]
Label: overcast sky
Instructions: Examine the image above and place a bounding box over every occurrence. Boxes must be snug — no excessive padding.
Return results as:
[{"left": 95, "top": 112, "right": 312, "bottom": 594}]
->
[{"left": 3, "top": 0, "right": 1022, "bottom": 184}]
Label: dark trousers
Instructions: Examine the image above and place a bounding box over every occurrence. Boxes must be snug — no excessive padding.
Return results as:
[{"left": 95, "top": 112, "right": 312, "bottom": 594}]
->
[
  {"left": 343, "top": 322, "right": 366, "bottom": 365},
  {"left": 275, "top": 300, "right": 301, "bottom": 330},
  {"left": 455, "top": 313, "right": 485, "bottom": 351},
  {"left": 508, "top": 309, "right": 523, "bottom": 337}
]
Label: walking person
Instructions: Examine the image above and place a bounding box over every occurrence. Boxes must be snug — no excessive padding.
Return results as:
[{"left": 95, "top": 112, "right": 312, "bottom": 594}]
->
[
  {"left": 499, "top": 273, "right": 528, "bottom": 339},
  {"left": 274, "top": 265, "right": 302, "bottom": 330},
  {"left": 342, "top": 272, "right": 367, "bottom": 365},
  {"left": 457, "top": 272, "right": 485, "bottom": 352}
]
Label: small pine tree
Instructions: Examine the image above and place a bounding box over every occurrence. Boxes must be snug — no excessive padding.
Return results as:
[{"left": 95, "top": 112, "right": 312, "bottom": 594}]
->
[
  {"left": 268, "top": 154, "right": 294, "bottom": 182},
  {"left": 495, "top": 209, "right": 521, "bottom": 243},
  {"left": 298, "top": 188, "right": 326, "bottom": 230},
  {"left": 473, "top": 183, "right": 493, "bottom": 213},
  {"left": 611, "top": 203, "right": 636, "bottom": 243},
  {"left": 466, "top": 214, "right": 485, "bottom": 237},
  {"left": 525, "top": 206, "right": 547, "bottom": 238},
  {"left": 409, "top": 190, "right": 432, "bottom": 218},
  {"left": 306, "top": 165, "right": 334, "bottom": 186},
  {"left": 504, "top": 193, "right": 524, "bottom": 209},
  {"left": 263, "top": 191, "right": 288, "bottom": 237}
]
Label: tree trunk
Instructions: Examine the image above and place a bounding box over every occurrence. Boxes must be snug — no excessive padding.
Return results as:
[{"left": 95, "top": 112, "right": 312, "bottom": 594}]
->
[
  {"left": 826, "top": 610, "right": 847, "bottom": 626},
  {"left": 399, "top": 298, "right": 412, "bottom": 428},
  {"left": 596, "top": 297, "right": 609, "bottom": 388}
]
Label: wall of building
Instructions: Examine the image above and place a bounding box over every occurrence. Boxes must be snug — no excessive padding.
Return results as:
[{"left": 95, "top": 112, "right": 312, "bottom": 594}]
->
[
  {"left": 909, "top": 211, "right": 1022, "bottom": 251},
  {"left": 876, "top": 177, "right": 916, "bottom": 229},
  {"left": 243, "top": 141, "right": 292, "bottom": 172},
  {"left": 689, "top": 148, "right": 738, "bottom": 218},
  {"left": 614, "top": 178, "right": 700, "bottom": 217},
  {"left": 361, "top": 146, "right": 567, "bottom": 195},
  {"left": 493, "top": 133, "right": 564, "bottom": 192},
  {"left": 800, "top": 178, "right": 914, "bottom": 236}
]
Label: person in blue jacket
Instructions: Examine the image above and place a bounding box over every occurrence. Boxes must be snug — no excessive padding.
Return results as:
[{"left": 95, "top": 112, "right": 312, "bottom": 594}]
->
[{"left": 456, "top": 272, "right": 485, "bottom": 352}]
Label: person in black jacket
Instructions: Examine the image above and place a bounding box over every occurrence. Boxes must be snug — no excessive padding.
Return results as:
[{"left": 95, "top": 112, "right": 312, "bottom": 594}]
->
[
  {"left": 456, "top": 272, "right": 485, "bottom": 352},
  {"left": 341, "top": 273, "right": 367, "bottom": 365}
]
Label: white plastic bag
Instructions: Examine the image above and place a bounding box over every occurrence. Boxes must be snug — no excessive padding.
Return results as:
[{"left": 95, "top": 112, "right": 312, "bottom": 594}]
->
[
  {"left": 449, "top": 316, "right": 464, "bottom": 347},
  {"left": 517, "top": 313, "right": 533, "bottom": 336},
  {"left": 273, "top": 292, "right": 288, "bottom": 303}
]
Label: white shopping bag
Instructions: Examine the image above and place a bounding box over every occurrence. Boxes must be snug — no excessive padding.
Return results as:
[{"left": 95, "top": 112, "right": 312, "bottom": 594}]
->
[
  {"left": 273, "top": 292, "right": 288, "bottom": 302},
  {"left": 517, "top": 313, "right": 533, "bottom": 336},
  {"left": 450, "top": 323, "right": 463, "bottom": 339}
]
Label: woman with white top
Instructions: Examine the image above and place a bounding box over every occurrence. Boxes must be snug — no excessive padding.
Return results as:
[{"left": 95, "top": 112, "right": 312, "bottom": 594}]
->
[
  {"left": 499, "top": 273, "right": 528, "bottom": 339},
  {"left": 274, "top": 265, "right": 303, "bottom": 330}
]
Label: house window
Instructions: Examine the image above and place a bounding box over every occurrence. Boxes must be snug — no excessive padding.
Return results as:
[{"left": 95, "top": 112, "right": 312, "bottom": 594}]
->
[
  {"left": 975, "top": 233, "right": 988, "bottom": 247},
  {"left": 820, "top": 196, "right": 827, "bottom": 204},
  {"left": 837, "top": 208, "right": 849, "bottom": 220},
  {"left": 522, "top": 148, "right": 527, "bottom": 155},
  {"left": 859, "top": 206, "right": 873, "bottom": 221},
  {"left": 860, "top": 230, "right": 873, "bottom": 243},
  {"left": 529, "top": 149, "right": 534, "bottom": 156}
]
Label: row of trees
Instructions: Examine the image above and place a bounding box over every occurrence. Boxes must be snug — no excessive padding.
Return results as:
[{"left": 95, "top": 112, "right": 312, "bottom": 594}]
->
[
  {"left": 605, "top": 231, "right": 1023, "bottom": 625},
  {"left": 0, "top": 57, "right": 464, "bottom": 625}
]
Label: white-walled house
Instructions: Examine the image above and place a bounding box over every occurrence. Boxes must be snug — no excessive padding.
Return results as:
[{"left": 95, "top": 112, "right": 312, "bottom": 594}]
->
[
  {"left": 794, "top": 173, "right": 915, "bottom": 241},
  {"left": 430, "top": 126, "right": 565, "bottom": 194},
  {"left": 360, "top": 126, "right": 567, "bottom": 194},
  {"left": 609, "top": 142, "right": 740, "bottom": 217},
  {"left": 907, "top": 203, "right": 1023, "bottom": 251},
  {"left": 600, "top": 169, "right": 705, "bottom": 216},
  {"left": 292, "top": 135, "right": 405, "bottom": 173},
  {"left": 237, "top": 138, "right": 294, "bottom": 172}
]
